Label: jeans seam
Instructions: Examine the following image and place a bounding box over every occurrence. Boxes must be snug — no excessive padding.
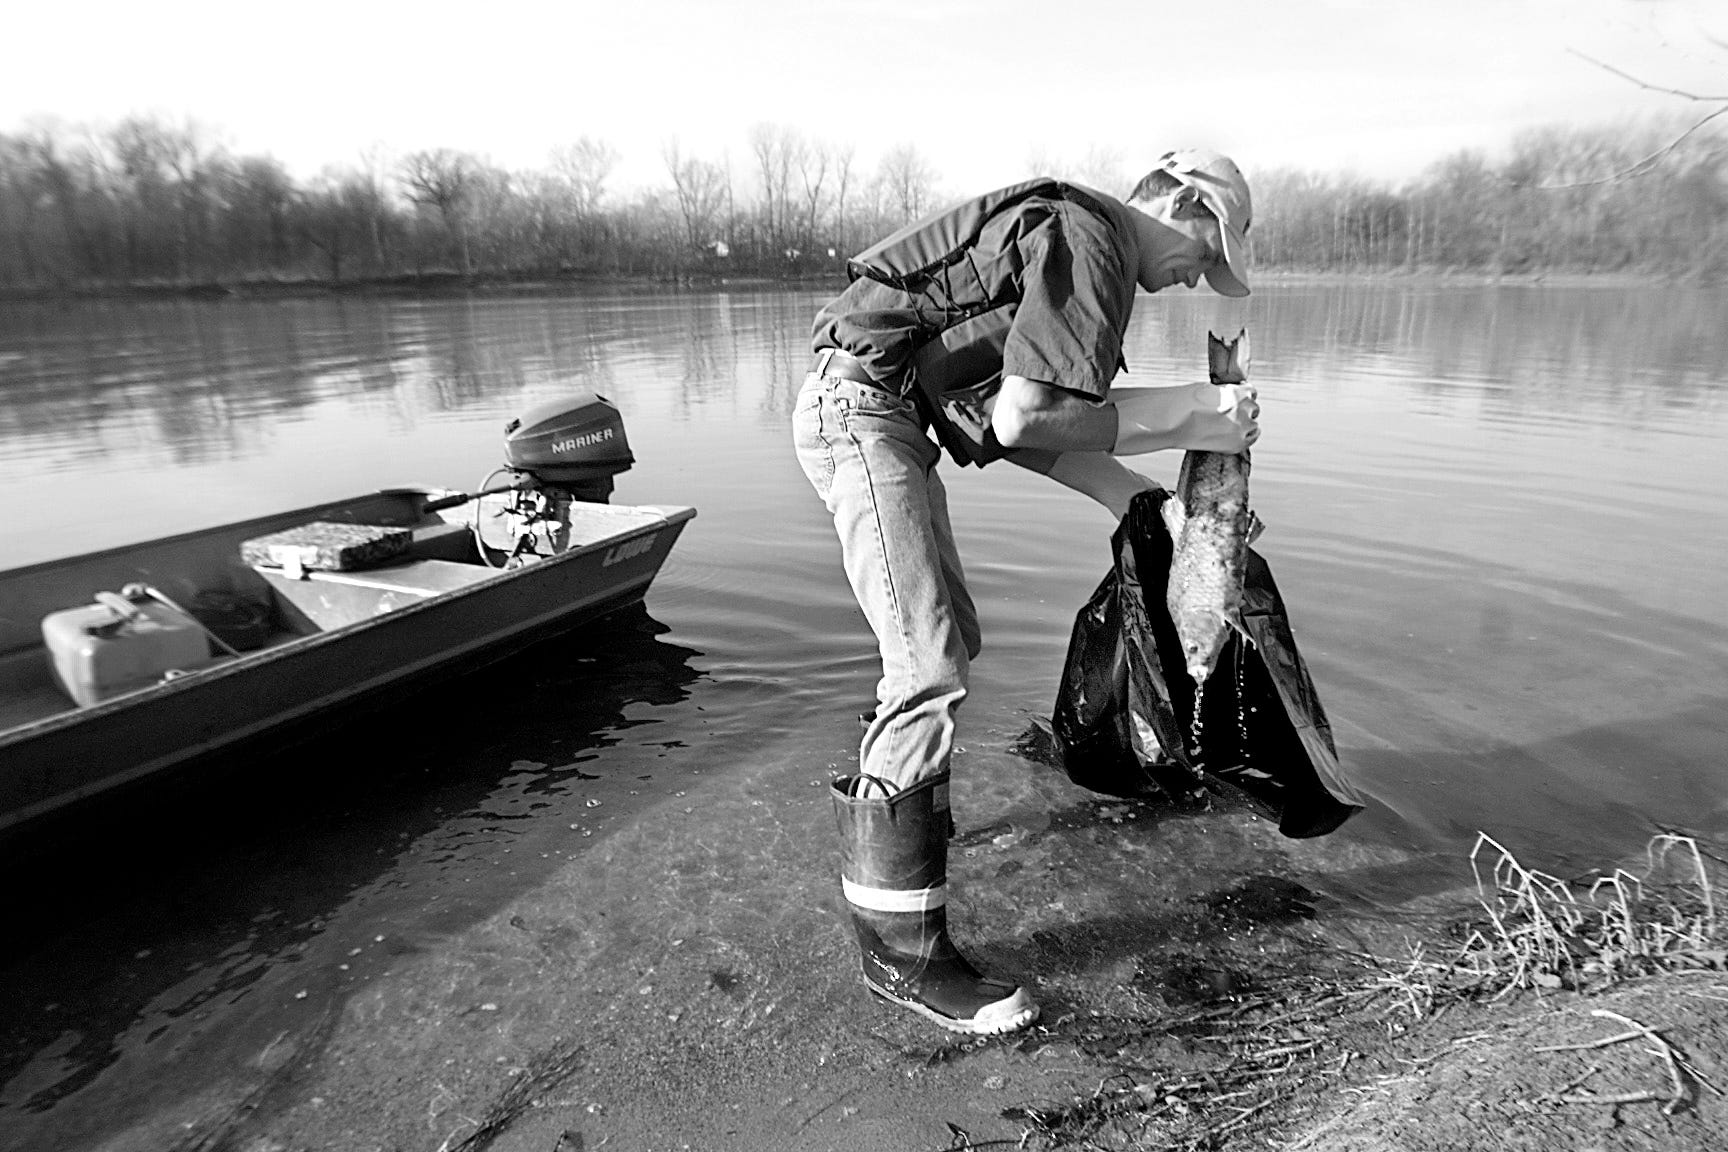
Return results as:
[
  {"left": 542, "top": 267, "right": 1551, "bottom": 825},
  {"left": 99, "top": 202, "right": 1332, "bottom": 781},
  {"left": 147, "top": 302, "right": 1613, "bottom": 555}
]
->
[
  {"left": 797, "top": 381, "right": 837, "bottom": 499},
  {"left": 837, "top": 401, "right": 912, "bottom": 776},
  {"left": 817, "top": 395, "right": 837, "bottom": 495}
]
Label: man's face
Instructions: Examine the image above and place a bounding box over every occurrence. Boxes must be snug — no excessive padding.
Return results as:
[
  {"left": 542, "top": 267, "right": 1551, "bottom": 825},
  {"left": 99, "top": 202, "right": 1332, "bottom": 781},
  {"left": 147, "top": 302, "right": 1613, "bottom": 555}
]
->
[{"left": 1131, "top": 186, "right": 1225, "bottom": 293}]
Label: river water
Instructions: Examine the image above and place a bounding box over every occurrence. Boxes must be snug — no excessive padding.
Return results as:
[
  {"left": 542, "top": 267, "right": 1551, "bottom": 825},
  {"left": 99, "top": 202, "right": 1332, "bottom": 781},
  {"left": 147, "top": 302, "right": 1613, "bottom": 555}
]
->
[{"left": 2, "top": 282, "right": 1726, "bottom": 1146}]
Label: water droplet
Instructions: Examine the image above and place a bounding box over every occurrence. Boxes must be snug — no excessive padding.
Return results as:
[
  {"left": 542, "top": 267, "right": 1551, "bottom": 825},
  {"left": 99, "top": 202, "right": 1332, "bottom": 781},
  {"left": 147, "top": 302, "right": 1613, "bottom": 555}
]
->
[
  {"left": 1190, "top": 681, "right": 1208, "bottom": 756},
  {"left": 1235, "top": 639, "right": 1251, "bottom": 761}
]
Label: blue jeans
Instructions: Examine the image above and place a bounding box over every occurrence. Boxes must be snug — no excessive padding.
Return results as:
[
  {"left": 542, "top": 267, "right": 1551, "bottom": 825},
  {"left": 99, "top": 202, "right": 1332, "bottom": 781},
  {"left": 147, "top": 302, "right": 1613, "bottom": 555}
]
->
[{"left": 794, "top": 372, "right": 981, "bottom": 790}]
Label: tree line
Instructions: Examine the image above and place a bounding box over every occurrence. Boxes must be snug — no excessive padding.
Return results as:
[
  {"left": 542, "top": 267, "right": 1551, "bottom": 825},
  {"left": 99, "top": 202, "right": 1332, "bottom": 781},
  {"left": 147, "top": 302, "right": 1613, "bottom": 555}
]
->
[{"left": 0, "top": 114, "right": 1722, "bottom": 292}]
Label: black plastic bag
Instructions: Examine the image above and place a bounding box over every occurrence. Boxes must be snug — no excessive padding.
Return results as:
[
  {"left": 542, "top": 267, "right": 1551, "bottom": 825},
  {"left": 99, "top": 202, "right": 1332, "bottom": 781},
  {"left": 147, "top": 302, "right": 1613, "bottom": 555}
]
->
[{"left": 1050, "top": 489, "right": 1363, "bottom": 838}]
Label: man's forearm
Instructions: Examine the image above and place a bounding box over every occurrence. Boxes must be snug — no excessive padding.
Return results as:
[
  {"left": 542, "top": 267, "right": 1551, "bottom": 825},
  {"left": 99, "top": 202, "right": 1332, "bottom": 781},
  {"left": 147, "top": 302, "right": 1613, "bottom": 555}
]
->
[
  {"left": 1006, "top": 450, "right": 1159, "bottom": 519},
  {"left": 989, "top": 375, "right": 1118, "bottom": 453},
  {"left": 991, "top": 375, "right": 1261, "bottom": 457}
]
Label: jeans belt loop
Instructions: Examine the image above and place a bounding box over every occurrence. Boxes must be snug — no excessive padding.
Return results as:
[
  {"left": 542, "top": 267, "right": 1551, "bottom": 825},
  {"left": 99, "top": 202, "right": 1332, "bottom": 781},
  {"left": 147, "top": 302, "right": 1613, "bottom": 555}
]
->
[{"left": 815, "top": 348, "right": 908, "bottom": 399}]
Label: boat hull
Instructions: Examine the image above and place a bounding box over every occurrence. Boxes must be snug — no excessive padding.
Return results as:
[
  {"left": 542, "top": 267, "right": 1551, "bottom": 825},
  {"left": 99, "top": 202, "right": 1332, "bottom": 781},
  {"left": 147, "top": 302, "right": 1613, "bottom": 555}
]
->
[{"left": 0, "top": 490, "right": 694, "bottom": 831}]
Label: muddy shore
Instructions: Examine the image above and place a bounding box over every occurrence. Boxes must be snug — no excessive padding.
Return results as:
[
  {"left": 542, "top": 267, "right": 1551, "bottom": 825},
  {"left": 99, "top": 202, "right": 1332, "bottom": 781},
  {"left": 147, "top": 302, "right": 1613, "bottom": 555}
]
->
[{"left": 8, "top": 713, "right": 1719, "bottom": 1152}]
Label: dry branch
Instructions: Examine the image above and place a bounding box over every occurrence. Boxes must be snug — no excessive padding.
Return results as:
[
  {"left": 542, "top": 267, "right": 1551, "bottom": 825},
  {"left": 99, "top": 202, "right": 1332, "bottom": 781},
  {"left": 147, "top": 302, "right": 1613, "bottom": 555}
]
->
[{"left": 1541, "top": 49, "right": 1728, "bottom": 188}]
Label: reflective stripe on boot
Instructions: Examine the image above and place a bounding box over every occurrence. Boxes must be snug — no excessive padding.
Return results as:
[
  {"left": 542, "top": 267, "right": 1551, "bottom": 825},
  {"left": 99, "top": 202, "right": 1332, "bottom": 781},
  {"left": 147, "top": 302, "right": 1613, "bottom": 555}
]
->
[{"left": 831, "top": 772, "right": 1039, "bottom": 1035}]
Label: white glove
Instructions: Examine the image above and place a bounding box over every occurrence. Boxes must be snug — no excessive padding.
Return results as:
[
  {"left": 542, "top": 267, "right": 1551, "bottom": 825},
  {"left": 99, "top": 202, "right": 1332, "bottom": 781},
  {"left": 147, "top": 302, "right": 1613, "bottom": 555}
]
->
[{"left": 1111, "top": 383, "right": 1260, "bottom": 456}]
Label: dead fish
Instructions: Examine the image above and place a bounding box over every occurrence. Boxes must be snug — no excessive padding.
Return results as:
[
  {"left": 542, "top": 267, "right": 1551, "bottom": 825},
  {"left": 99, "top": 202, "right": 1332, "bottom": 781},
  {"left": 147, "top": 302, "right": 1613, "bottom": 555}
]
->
[{"left": 1163, "top": 329, "right": 1253, "bottom": 685}]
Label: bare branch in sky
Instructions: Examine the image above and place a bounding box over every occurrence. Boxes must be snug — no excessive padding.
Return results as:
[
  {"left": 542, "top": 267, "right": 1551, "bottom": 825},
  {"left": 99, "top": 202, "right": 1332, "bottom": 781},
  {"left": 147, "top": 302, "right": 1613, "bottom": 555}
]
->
[
  {"left": 1541, "top": 48, "right": 1728, "bottom": 188},
  {"left": 1539, "top": 106, "right": 1728, "bottom": 189},
  {"left": 1566, "top": 49, "right": 1727, "bottom": 103}
]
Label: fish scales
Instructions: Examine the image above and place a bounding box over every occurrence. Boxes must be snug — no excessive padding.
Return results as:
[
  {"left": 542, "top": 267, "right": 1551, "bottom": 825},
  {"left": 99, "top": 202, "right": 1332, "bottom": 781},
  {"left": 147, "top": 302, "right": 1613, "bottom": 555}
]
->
[{"left": 1163, "top": 330, "right": 1253, "bottom": 685}]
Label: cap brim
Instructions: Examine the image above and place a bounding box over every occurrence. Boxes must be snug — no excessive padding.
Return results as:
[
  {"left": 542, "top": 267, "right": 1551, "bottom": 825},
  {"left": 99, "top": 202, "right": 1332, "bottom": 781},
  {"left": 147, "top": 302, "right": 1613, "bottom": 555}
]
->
[
  {"left": 1202, "top": 219, "right": 1250, "bottom": 297},
  {"left": 1168, "top": 171, "right": 1250, "bottom": 297}
]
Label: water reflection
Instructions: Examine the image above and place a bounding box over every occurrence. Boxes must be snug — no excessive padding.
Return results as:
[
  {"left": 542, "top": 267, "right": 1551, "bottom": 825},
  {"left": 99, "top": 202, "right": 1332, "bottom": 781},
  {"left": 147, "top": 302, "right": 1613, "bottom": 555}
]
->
[
  {"left": 1105, "top": 280, "right": 1728, "bottom": 424},
  {"left": 3, "top": 281, "right": 1728, "bottom": 1145},
  {"left": 0, "top": 291, "right": 831, "bottom": 481},
  {"left": 8, "top": 284, "right": 1709, "bottom": 475},
  {"left": 0, "top": 607, "right": 700, "bottom": 1137}
]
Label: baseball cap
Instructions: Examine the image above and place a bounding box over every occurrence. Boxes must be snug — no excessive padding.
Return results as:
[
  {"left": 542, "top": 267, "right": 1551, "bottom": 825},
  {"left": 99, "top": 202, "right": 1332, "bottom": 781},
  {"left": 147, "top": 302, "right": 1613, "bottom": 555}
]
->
[{"left": 1151, "top": 149, "right": 1251, "bottom": 297}]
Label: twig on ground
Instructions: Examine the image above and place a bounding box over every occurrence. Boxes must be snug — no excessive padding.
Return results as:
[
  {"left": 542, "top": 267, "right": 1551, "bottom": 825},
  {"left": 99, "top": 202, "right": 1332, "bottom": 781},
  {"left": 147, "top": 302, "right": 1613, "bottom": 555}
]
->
[
  {"left": 1547, "top": 1061, "right": 1604, "bottom": 1100},
  {"left": 1558, "top": 1089, "right": 1664, "bottom": 1106},
  {"left": 1534, "top": 1028, "right": 1644, "bottom": 1053},
  {"left": 1589, "top": 1009, "right": 1689, "bottom": 1116}
]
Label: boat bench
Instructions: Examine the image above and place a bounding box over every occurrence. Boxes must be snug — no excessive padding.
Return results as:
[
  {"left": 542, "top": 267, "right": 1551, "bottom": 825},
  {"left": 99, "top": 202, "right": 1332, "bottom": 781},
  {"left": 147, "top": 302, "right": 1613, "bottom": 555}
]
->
[{"left": 255, "top": 558, "right": 499, "bottom": 632}]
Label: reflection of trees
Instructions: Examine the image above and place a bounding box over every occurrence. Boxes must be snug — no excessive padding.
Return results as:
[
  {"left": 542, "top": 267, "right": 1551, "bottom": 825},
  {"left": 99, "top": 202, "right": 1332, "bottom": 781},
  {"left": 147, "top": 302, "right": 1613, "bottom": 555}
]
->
[
  {"left": 1237, "top": 282, "right": 1728, "bottom": 425},
  {"left": 745, "top": 292, "right": 817, "bottom": 418},
  {"left": 674, "top": 295, "right": 728, "bottom": 404},
  {"left": 0, "top": 604, "right": 701, "bottom": 1132},
  {"left": 7, "top": 285, "right": 1720, "bottom": 482}
]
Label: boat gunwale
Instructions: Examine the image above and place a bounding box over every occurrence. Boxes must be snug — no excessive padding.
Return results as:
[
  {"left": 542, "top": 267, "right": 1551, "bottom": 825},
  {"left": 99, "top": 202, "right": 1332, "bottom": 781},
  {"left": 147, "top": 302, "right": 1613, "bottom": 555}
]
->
[{"left": 0, "top": 493, "right": 695, "bottom": 746}]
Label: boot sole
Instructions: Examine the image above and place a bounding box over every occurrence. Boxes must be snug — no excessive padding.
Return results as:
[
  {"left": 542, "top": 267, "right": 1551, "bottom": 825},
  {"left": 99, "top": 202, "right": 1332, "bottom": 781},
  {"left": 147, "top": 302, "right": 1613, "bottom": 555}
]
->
[{"left": 862, "top": 974, "right": 1040, "bottom": 1035}]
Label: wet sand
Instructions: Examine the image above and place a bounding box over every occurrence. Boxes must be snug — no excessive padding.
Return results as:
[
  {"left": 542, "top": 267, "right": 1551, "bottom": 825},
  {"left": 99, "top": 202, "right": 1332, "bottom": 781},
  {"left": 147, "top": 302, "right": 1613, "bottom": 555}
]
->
[
  {"left": 0, "top": 702, "right": 1434, "bottom": 1152},
  {"left": 2, "top": 642, "right": 1722, "bottom": 1151}
]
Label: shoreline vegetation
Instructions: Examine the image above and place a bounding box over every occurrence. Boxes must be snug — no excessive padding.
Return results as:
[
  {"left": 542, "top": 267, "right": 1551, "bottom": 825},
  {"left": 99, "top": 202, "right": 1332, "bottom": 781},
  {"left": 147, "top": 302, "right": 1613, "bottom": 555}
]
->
[
  {"left": 0, "top": 264, "right": 1707, "bottom": 307},
  {"left": 3, "top": 113, "right": 1724, "bottom": 299},
  {"left": 979, "top": 831, "right": 1727, "bottom": 1151},
  {"left": 240, "top": 821, "right": 1720, "bottom": 1152}
]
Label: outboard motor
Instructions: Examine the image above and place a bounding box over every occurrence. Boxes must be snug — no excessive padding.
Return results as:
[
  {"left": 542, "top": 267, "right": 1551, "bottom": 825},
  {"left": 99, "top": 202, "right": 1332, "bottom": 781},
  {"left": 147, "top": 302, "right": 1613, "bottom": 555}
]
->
[
  {"left": 503, "top": 392, "right": 635, "bottom": 502},
  {"left": 474, "top": 392, "right": 637, "bottom": 565}
]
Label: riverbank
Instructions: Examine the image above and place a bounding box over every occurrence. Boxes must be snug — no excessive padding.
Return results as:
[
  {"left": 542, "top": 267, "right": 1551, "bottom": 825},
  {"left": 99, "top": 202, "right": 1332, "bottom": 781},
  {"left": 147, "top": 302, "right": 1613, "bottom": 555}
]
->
[
  {"left": 8, "top": 715, "right": 1716, "bottom": 1152},
  {"left": 0, "top": 270, "right": 837, "bottom": 304},
  {"left": 0, "top": 264, "right": 1705, "bottom": 306},
  {"left": 3, "top": 277, "right": 1725, "bottom": 1152}
]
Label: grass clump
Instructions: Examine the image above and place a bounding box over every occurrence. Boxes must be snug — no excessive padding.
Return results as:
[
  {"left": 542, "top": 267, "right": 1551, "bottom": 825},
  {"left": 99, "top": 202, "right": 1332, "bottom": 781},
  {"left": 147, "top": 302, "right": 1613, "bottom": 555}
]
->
[
  {"left": 988, "top": 834, "right": 1726, "bottom": 1151},
  {"left": 1453, "top": 832, "right": 1723, "bottom": 996}
]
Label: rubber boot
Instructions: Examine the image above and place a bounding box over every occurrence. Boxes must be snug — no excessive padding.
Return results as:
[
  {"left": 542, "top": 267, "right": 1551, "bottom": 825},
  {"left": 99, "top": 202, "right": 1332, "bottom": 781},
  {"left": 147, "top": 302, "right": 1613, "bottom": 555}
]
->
[{"left": 831, "top": 772, "right": 1039, "bottom": 1035}]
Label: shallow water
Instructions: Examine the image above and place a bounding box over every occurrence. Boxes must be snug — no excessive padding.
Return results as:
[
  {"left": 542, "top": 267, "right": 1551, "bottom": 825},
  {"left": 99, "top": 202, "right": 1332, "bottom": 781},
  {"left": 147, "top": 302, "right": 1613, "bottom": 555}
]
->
[{"left": 2, "top": 281, "right": 1726, "bottom": 1145}]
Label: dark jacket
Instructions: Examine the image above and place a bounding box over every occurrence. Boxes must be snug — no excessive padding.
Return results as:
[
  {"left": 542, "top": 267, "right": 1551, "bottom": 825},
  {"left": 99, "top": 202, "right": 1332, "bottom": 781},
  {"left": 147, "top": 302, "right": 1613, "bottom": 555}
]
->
[{"left": 812, "top": 182, "right": 1142, "bottom": 432}]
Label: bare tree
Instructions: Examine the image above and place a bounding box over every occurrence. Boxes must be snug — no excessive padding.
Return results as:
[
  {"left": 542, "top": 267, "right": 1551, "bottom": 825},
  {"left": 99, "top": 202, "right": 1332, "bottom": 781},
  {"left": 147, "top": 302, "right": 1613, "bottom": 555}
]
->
[
  {"left": 797, "top": 140, "right": 831, "bottom": 255},
  {"left": 301, "top": 168, "right": 374, "bottom": 280},
  {"left": 661, "top": 140, "right": 730, "bottom": 254},
  {"left": 15, "top": 122, "right": 94, "bottom": 276},
  {"left": 831, "top": 144, "right": 856, "bottom": 256},
  {"left": 356, "top": 143, "right": 395, "bottom": 270},
  {"left": 399, "top": 148, "right": 479, "bottom": 273},
  {"left": 877, "top": 143, "right": 936, "bottom": 224},
  {"left": 226, "top": 155, "right": 295, "bottom": 271},
  {"left": 749, "top": 123, "right": 802, "bottom": 256},
  {"left": 104, "top": 115, "right": 226, "bottom": 279},
  {"left": 1025, "top": 144, "right": 1126, "bottom": 192},
  {"left": 550, "top": 136, "right": 619, "bottom": 218}
]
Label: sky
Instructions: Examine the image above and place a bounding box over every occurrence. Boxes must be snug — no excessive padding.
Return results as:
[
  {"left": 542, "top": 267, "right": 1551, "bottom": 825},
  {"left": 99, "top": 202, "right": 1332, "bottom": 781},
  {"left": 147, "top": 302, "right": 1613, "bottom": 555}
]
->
[{"left": 4, "top": 0, "right": 1724, "bottom": 197}]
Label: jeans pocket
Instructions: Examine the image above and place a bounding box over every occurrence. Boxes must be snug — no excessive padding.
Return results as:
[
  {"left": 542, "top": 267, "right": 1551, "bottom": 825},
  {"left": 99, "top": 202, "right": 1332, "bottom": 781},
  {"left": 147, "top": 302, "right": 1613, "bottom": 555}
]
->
[{"left": 835, "top": 379, "right": 909, "bottom": 418}]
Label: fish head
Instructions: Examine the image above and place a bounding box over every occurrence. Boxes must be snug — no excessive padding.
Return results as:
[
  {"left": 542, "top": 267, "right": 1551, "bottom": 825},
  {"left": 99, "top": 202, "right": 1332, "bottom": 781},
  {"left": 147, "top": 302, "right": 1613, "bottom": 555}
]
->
[
  {"left": 1206, "top": 329, "right": 1250, "bottom": 385},
  {"left": 1175, "top": 605, "right": 1233, "bottom": 685}
]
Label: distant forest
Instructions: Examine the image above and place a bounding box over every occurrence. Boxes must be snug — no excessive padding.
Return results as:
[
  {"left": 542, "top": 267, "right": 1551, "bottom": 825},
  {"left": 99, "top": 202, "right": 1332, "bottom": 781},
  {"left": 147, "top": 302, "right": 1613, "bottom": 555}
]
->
[{"left": 1, "top": 114, "right": 1724, "bottom": 292}]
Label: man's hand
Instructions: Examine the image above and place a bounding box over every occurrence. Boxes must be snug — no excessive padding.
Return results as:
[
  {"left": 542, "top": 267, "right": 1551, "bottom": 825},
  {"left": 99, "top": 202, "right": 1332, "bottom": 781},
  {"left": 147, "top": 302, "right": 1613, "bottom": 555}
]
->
[{"left": 1210, "top": 383, "right": 1261, "bottom": 452}]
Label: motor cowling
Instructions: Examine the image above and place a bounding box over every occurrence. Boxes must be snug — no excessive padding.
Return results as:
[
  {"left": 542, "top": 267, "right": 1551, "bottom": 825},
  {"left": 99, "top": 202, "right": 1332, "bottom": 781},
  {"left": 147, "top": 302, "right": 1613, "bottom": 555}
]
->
[{"left": 503, "top": 392, "right": 634, "bottom": 502}]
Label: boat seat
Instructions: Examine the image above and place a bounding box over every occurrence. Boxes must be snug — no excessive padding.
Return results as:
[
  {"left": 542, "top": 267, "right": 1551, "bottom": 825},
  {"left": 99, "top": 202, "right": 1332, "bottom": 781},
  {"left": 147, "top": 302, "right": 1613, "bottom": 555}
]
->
[
  {"left": 254, "top": 558, "right": 500, "bottom": 631},
  {"left": 303, "top": 558, "right": 499, "bottom": 595}
]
